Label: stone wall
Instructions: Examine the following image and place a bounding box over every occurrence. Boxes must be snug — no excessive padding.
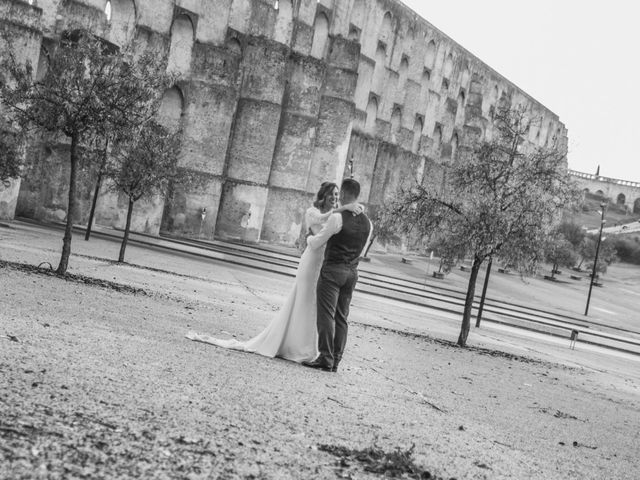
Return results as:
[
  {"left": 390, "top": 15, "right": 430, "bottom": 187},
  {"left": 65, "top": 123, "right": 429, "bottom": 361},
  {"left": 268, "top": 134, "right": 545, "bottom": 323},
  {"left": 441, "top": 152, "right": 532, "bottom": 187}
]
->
[
  {"left": 1, "top": 0, "right": 569, "bottom": 245},
  {"left": 570, "top": 170, "right": 640, "bottom": 214}
]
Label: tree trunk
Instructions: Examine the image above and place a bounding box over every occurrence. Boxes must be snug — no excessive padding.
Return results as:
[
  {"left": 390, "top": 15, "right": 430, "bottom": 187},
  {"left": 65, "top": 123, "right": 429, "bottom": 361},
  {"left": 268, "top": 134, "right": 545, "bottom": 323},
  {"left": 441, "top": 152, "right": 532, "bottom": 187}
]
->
[
  {"left": 85, "top": 141, "right": 108, "bottom": 241},
  {"left": 56, "top": 133, "right": 79, "bottom": 275},
  {"left": 363, "top": 233, "right": 377, "bottom": 257},
  {"left": 85, "top": 171, "right": 102, "bottom": 241},
  {"left": 458, "top": 255, "right": 482, "bottom": 347},
  {"left": 475, "top": 256, "right": 493, "bottom": 328},
  {"left": 118, "top": 198, "right": 134, "bottom": 263}
]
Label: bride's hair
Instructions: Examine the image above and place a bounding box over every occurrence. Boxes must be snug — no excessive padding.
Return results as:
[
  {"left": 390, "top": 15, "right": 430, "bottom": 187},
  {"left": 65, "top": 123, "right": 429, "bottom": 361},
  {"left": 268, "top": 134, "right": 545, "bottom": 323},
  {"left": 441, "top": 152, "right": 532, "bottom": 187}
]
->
[{"left": 313, "top": 182, "right": 338, "bottom": 210}]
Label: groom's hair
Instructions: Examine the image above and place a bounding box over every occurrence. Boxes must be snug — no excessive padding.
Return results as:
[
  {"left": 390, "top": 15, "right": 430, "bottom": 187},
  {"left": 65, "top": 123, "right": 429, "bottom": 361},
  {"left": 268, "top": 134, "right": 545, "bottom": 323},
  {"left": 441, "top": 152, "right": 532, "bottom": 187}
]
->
[{"left": 341, "top": 178, "right": 360, "bottom": 199}]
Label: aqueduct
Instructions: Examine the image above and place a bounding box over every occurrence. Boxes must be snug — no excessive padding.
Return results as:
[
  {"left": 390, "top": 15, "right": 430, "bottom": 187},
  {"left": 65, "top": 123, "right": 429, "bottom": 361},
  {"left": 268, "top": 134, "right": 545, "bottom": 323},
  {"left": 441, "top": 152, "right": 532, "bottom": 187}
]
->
[{"left": 1, "top": 0, "right": 568, "bottom": 246}]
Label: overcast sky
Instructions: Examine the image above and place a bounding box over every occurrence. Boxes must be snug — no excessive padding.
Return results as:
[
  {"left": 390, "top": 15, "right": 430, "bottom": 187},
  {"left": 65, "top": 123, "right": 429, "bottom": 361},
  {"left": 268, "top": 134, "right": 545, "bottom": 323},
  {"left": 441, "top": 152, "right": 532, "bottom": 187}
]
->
[{"left": 401, "top": 0, "right": 640, "bottom": 183}]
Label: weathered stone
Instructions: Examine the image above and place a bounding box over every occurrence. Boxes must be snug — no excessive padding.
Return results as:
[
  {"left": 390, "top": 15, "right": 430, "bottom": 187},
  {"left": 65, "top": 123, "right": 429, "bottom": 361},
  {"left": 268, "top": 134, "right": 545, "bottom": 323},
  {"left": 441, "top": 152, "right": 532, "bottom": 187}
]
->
[{"left": 0, "top": 0, "right": 570, "bottom": 246}]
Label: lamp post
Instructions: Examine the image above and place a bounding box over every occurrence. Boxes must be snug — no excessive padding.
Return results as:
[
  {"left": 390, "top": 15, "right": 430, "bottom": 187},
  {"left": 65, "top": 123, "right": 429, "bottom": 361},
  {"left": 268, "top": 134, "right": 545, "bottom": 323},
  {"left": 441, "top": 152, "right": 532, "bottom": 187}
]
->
[{"left": 585, "top": 202, "right": 606, "bottom": 316}]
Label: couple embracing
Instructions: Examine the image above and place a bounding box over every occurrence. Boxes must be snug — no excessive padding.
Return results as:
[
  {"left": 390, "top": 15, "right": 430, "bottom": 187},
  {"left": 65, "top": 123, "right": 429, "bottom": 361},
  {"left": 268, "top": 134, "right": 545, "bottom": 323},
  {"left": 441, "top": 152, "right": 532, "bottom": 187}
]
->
[{"left": 187, "top": 178, "right": 371, "bottom": 373}]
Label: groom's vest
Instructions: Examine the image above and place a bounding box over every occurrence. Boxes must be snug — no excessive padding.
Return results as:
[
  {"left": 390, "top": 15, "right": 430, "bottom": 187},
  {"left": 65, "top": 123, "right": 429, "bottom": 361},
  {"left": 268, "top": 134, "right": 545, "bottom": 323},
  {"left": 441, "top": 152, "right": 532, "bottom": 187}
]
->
[{"left": 324, "top": 211, "right": 371, "bottom": 266}]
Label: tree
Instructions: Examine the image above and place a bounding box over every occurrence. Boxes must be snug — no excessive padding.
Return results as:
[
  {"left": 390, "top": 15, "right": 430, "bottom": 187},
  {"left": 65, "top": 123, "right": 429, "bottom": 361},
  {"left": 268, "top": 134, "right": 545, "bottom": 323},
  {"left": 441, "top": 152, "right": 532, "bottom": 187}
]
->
[
  {"left": 544, "top": 230, "right": 579, "bottom": 278},
  {"left": 580, "top": 234, "right": 617, "bottom": 276},
  {"left": 0, "top": 30, "right": 170, "bottom": 274},
  {"left": 362, "top": 203, "right": 401, "bottom": 257},
  {"left": 0, "top": 129, "right": 21, "bottom": 187},
  {"left": 557, "top": 220, "right": 586, "bottom": 251},
  {"left": 426, "top": 232, "right": 465, "bottom": 275},
  {"left": 391, "top": 107, "right": 577, "bottom": 347},
  {"left": 84, "top": 130, "right": 113, "bottom": 241},
  {"left": 543, "top": 220, "right": 584, "bottom": 277},
  {"left": 104, "top": 121, "right": 185, "bottom": 262}
]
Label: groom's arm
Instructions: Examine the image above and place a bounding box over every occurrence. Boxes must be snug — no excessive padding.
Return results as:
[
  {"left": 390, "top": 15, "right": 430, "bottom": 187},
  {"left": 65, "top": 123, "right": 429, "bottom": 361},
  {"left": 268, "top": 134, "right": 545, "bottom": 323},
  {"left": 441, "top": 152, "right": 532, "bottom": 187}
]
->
[
  {"left": 359, "top": 218, "right": 374, "bottom": 258},
  {"left": 307, "top": 213, "right": 342, "bottom": 250}
]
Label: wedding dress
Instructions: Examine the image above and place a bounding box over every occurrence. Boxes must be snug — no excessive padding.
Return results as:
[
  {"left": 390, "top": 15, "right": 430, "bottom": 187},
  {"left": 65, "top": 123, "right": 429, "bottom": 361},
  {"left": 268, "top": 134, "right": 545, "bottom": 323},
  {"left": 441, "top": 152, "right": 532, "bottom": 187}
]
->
[{"left": 186, "top": 207, "right": 329, "bottom": 362}]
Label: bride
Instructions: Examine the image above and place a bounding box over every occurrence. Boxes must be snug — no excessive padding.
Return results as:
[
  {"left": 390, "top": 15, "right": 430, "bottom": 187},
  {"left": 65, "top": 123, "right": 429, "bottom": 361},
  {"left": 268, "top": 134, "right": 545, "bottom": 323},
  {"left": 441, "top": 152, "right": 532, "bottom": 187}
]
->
[{"left": 185, "top": 181, "right": 363, "bottom": 362}]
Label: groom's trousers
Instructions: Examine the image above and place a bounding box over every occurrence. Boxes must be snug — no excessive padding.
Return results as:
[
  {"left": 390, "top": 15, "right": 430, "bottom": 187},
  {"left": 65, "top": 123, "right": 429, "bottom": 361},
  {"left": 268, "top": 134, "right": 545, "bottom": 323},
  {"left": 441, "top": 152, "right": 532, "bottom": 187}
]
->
[{"left": 316, "top": 263, "right": 358, "bottom": 368}]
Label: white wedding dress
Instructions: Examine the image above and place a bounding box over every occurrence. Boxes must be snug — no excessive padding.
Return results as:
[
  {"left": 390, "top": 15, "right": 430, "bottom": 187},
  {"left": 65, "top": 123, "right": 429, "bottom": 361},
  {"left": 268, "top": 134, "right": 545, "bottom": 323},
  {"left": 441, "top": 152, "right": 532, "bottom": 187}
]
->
[{"left": 186, "top": 207, "right": 328, "bottom": 362}]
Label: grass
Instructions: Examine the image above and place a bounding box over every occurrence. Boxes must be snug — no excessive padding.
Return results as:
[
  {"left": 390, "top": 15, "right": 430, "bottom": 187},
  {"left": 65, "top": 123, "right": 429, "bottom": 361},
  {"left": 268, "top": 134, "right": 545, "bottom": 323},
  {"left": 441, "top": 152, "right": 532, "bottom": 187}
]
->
[{"left": 567, "top": 193, "right": 640, "bottom": 230}]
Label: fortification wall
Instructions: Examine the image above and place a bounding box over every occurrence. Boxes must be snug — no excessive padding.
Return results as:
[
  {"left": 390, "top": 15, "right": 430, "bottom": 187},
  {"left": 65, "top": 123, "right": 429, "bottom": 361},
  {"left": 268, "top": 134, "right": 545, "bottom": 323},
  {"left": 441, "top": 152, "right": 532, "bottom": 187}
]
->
[
  {"left": 570, "top": 170, "right": 640, "bottom": 213},
  {"left": 1, "top": 0, "right": 568, "bottom": 245}
]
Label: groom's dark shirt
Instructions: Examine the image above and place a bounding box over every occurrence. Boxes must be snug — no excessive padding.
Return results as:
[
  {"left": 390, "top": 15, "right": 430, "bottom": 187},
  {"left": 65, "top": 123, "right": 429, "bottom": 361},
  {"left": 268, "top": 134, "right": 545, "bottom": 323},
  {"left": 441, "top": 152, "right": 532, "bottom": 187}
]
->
[{"left": 307, "top": 211, "right": 372, "bottom": 265}]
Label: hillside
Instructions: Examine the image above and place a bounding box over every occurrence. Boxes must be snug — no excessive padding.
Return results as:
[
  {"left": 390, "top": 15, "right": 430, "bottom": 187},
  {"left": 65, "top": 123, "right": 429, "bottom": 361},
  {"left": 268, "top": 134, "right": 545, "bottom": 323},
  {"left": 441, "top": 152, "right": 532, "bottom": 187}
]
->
[{"left": 565, "top": 192, "right": 640, "bottom": 231}]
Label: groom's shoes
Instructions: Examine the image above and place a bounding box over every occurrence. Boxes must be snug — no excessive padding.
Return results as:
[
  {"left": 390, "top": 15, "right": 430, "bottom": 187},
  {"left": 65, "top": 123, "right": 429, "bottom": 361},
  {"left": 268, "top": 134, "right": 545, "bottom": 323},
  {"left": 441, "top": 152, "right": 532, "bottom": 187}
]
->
[{"left": 302, "top": 359, "right": 333, "bottom": 372}]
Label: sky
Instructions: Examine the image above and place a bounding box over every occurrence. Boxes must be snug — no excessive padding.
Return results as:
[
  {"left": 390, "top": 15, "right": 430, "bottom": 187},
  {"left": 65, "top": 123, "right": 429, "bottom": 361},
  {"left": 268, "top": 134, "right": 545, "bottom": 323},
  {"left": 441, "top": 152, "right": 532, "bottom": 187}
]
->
[{"left": 402, "top": 0, "right": 640, "bottom": 183}]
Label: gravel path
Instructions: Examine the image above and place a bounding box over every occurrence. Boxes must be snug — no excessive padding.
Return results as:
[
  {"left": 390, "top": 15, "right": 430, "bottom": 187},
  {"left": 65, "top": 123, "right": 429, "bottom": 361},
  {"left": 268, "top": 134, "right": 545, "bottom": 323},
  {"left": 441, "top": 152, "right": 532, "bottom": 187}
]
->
[{"left": 1, "top": 224, "right": 639, "bottom": 479}]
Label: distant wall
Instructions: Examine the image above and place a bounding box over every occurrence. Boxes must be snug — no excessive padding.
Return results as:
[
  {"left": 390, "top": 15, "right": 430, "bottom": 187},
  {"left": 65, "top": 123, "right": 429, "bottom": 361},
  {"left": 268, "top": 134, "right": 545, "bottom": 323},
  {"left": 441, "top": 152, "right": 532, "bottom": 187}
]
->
[{"left": 570, "top": 170, "right": 640, "bottom": 213}]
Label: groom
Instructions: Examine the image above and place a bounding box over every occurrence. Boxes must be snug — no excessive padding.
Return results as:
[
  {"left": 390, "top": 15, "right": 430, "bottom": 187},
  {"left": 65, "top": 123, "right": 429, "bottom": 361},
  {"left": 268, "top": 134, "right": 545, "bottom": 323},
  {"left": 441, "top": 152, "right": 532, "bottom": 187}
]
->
[{"left": 304, "top": 178, "right": 372, "bottom": 372}]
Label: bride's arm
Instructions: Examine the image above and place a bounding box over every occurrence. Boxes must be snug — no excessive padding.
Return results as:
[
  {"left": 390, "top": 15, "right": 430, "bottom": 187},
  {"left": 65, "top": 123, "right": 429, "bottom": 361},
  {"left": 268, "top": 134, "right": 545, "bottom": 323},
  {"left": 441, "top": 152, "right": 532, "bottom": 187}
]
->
[{"left": 306, "top": 207, "right": 332, "bottom": 235}]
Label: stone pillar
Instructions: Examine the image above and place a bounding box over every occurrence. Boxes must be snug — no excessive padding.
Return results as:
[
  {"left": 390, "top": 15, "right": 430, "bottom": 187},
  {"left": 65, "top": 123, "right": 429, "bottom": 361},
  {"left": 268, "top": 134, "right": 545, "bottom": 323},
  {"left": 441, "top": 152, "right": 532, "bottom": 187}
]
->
[
  {"left": 260, "top": 54, "right": 324, "bottom": 245},
  {"left": 0, "top": 0, "right": 42, "bottom": 221},
  {"left": 215, "top": 37, "right": 288, "bottom": 242},
  {"left": 160, "top": 40, "right": 242, "bottom": 239},
  {"left": 307, "top": 35, "right": 360, "bottom": 190}
]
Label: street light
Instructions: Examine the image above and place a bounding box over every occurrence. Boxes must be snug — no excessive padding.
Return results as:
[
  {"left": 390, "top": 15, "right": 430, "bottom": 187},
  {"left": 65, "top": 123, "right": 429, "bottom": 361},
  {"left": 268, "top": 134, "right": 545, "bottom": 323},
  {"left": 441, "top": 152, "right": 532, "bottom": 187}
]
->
[{"left": 585, "top": 202, "right": 607, "bottom": 315}]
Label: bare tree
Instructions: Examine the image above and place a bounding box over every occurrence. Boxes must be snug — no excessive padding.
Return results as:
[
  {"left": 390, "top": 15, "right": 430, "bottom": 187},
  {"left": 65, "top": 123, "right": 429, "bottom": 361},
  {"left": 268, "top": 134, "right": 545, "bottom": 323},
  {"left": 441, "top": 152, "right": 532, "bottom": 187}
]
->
[
  {"left": 392, "top": 107, "right": 578, "bottom": 347},
  {"left": 362, "top": 203, "right": 401, "bottom": 257},
  {"left": 0, "top": 30, "right": 170, "bottom": 274},
  {"left": 104, "top": 121, "right": 187, "bottom": 263}
]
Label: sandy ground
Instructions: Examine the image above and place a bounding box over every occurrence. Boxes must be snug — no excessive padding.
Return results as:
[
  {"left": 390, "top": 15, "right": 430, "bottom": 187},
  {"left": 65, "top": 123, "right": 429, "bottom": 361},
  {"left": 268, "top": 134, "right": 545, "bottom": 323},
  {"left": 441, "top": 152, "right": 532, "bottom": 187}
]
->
[{"left": 1, "top": 223, "right": 639, "bottom": 479}]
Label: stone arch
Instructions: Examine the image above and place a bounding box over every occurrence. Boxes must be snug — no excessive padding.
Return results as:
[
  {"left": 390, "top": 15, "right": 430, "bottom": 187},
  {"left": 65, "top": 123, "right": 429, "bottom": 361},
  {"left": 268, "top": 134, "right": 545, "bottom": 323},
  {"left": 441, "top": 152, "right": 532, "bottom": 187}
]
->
[
  {"left": 108, "top": 0, "right": 137, "bottom": 46},
  {"left": 226, "top": 37, "right": 242, "bottom": 56},
  {"left": 390, "top": 107, "right": 402, "bottom": 141},
  {"left": 488, "top": 85, "right": 499, "bottom": 114},
  {"left": 595, "top": 189, "right": 604, "bottom": 198},
  {"left": 432, "top": 125, "right": 442, "bottom": 154},
  {"left": 398, "top": 56, "right": 409, "bottom": 93},
  {"left": 545, "top": 121, "right": 554, "bottom": 146},
  {"left": 634, "top": 198, "right": 640, "bottom": 214},
  {"left": 425, "top": 40, "right": 436, "bottom": 70},
  {"left": 412, "top": 116, "right": 423, "bottom": 154},
  {"left": 455, "top": 91, "right": 465, "bottom": 125},
  {"left": 157, "top": 86, "right": 184, "bottom": 132},
  {"left": 35, "top": 45, "right": 50, "bottom": 81},
  {"left": 451, "top": 133, "right": 458, "bottom": 161},
  {"left": 460, "top": 66, "right": 470, "bottom": 88},
  {"left": 617, "top": 193, "right": 626, "bottom": 205},
  {"left": 443, "top": 53, "right": 453, "bottom": 79},
  {"left": 380, "top": 11, "right": 392, "bottom": 43},
  {"left": 311, "top": 12, "right": 329, "bottom": 59},
  {"left": 420, "top": 68, "right": 430, "bottom": 94},
  {"left": 372, "top": 42, "right": 387, "bottom": 94},
  {"left": 167, "top": 14, "right": 195, "bottom": 74},
  {"left": 274, "top": 0, "right": 292, "bottom": 45},
  {"left": 365, "top": 97, "right": 378, "bottom": 134}
]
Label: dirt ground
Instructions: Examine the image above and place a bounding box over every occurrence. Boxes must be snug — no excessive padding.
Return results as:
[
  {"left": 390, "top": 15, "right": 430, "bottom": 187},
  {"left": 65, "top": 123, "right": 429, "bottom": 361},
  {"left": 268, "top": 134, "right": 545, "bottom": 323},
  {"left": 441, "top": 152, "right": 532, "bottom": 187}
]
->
[{"left": 1, "top": 223, "right": 639, "bottom": 479}]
